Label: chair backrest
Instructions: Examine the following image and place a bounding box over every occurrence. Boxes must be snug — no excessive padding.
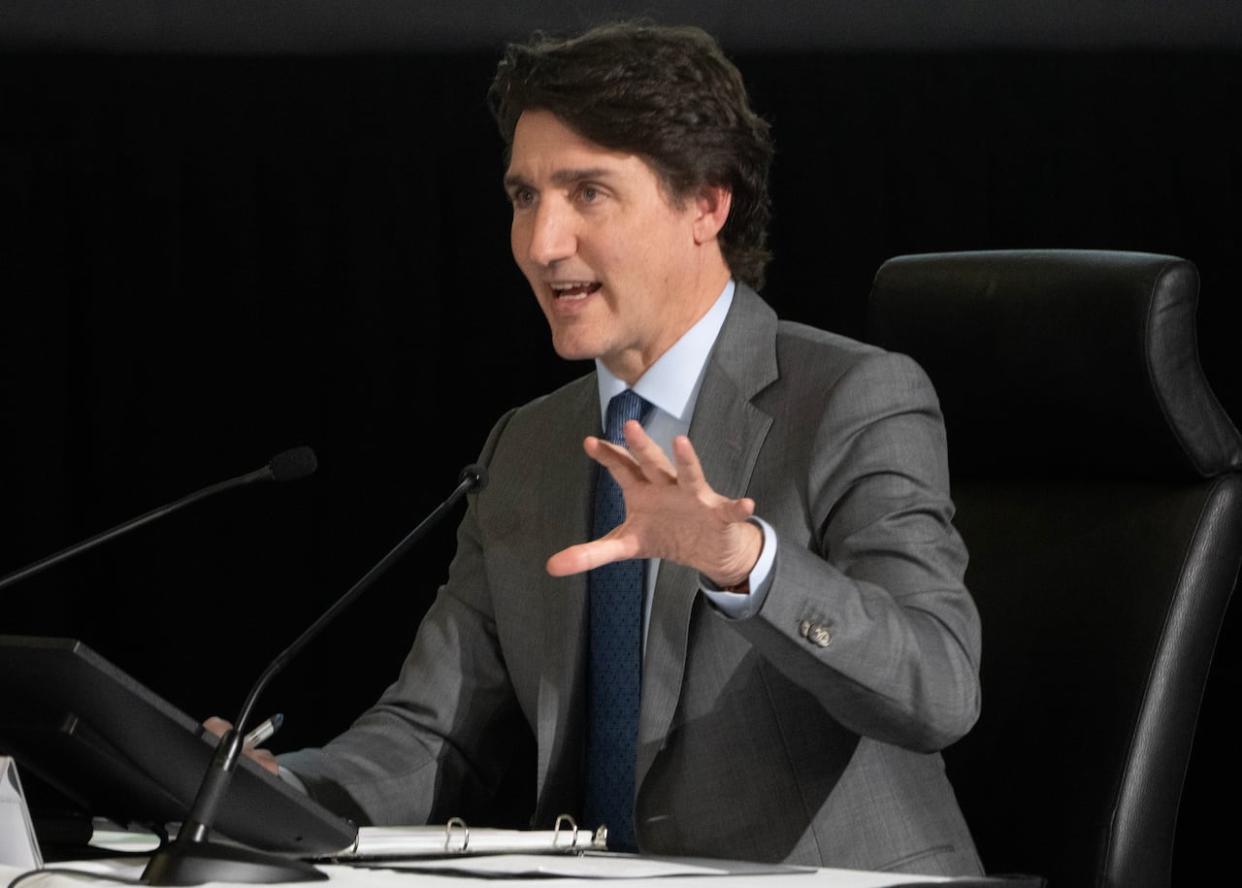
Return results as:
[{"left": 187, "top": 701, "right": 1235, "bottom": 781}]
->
[{"left": 866, "top": 250, "right": 1242, "bottom": 888}]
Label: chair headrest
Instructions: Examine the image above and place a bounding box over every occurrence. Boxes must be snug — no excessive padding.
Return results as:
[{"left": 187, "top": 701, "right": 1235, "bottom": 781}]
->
[{"left": 867, "top": 250, "right": 1242, "bottom": 479}]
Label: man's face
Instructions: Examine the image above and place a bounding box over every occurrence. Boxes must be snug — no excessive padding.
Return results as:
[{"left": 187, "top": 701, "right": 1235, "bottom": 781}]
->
[{"left": 505, "top": 110, "right": 725, "bottom": 384}]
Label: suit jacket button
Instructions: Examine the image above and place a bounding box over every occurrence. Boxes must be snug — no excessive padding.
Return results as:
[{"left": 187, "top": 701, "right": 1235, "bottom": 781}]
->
[{"left": 808, "top": 624, "right": 831, "bottom": 647}]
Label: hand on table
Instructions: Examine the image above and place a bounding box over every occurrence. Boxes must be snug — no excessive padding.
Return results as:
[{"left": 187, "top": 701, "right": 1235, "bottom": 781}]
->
[
  {"left": 545, "top": 421, "right": 763, "bottom": 590},
  {"left": 202, "top": 716, "right": 280, "bottom": 776}
]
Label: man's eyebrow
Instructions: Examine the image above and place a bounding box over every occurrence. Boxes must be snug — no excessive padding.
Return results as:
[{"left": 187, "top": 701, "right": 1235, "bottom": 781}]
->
[
  {"left": 502, "top": 172, "right": 530, "bottom": 192},
  {"left": 503, "top": 168, "right": 616, "bottom": 191},
  {"left": 550, "top": 167, "right": 614, "bottom": 186}
]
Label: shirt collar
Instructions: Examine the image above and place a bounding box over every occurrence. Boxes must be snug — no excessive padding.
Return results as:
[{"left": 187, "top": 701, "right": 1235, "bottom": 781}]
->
[{"left": 596, "top": 280, "right": 735, "bottom": 426}]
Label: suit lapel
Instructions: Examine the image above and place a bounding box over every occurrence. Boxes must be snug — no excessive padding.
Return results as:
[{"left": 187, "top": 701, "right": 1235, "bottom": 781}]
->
[
  {"left": 636, "top": 285, "right": 780, "bottom": 792},
  {"left": 535, "top": 377, "right": 600, "bottom": 818}
]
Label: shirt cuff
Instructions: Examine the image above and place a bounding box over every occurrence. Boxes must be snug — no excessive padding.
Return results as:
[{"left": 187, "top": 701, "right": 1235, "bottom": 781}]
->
[{"left": 700, "top": 516, "right": 776, "bottom": 620}]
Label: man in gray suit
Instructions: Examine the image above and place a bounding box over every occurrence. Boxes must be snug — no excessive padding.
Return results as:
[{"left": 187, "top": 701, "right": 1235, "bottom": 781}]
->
[{"left": 277, "top": 23, "right": 984, "bottom": 875}]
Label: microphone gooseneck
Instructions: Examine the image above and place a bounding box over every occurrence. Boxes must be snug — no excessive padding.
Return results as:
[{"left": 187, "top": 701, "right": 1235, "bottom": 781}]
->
[
  {"left": 143, "top": 464, "right": 489, "bottom": 885},
  {"left": 458, "top": 463, "right": 489, "bottom": 492},
  {"left": 0, "top": 447, "right": 318, "bottom": 593}
]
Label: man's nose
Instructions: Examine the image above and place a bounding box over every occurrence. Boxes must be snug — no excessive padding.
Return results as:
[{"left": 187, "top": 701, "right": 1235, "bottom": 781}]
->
[{"left": 527, "top": 201, "right": 575, "bottom": 266}]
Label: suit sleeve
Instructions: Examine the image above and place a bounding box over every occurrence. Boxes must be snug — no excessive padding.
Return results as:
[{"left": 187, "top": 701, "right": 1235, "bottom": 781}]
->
[
  {"left": 278, "top": 410, "right": 525, "bottom": 826},
  {"left": 728, "top": 350, "right": 981, "bottom": 753}
]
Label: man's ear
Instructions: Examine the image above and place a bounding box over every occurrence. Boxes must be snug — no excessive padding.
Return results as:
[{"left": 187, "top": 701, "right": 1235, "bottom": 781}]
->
[{"left": 691, "top": 186, "right": 732, "bottom": 245}]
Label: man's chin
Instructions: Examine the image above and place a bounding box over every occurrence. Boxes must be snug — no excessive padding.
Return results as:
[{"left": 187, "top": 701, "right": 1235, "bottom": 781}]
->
[{"left": 550, "top": 337, "right": 605, "bottom": 363}]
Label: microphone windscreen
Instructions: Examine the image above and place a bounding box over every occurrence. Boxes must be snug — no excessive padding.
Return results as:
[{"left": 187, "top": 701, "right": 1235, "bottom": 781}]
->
[
  {"left": 459, "top": 463, "right": 489, "bottom": 492},
  {"left": 268, "top": 446, "right": 318, "bottom": 482}
]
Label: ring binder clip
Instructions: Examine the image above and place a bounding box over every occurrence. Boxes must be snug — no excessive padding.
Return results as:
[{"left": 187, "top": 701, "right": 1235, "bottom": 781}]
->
[
  {"left": 444, "top": 817, "right": 470, "bottom": 853},
  {"left": 552, "top": 814, "right": 579, "bottom": 850},
  {"left": 592, "top": 825, "right": 608, "bottom": 849}
]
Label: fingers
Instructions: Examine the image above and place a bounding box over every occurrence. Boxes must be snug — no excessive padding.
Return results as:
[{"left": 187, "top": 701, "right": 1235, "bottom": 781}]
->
[
  {"left": 622, "top": 421, "right": 677, "bottom": 484},
  {"left": 671, "top": 435, "right": 708, "bottom": 490},
  {"left": 248, "top": 747, "right": 281, "bottom": 776},
  {"left": 204, "top": 716, "right": 280, "bottom": 776},
  {"left": 721, "top": 496, "right": 756, "bottom": 523},
  {"left": 673, "top": 437, "right": 751, "bottom": 523},
  {"left": 203, "top": 717, "right": 233, "bottom": 738},
  {"left": 583, "top": 436, "right": 645, "bottom": 487},
  {"left": 586, "top": 422, "right": 679, "bottom": 487},
  {"left": 597, "top": 429, "right": 752, "bottom": 521},
  {"left": 720, "top": 499, "right": 755, "bottom": 529},
  {"left": 546, "top": 532, "right": 642, "bottom": 576}
]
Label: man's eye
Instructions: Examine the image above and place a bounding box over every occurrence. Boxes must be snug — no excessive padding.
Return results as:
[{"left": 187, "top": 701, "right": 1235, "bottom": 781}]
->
[
  {"left": 578, "top": 185, "right": 601, "bottom": 204},
  {"left": 511, "top": 188, "right": 536, "bottom": 208}
]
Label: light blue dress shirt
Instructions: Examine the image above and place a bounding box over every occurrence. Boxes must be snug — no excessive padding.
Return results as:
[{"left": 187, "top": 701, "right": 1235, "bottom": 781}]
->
[{"left": 593, "top": 280, "right": 777, "bottom": 644}]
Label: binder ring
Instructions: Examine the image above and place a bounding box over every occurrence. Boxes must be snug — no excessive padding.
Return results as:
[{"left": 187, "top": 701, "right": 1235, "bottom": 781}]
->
[
  {"left": 552, "top": 813, "right": 579, "bottom": 849},
  {"left": 444, "top": 816, "right": 470, "bottom": 852}
]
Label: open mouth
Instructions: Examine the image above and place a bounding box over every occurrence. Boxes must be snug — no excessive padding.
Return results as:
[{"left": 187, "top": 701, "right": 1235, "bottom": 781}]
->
[{"left": 550, "top": 281, "right": 602, "bottom": 300}]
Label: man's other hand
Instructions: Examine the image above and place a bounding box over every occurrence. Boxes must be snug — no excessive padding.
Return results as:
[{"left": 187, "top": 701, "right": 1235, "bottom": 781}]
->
[
  {"left": 202, "top": 716, "right": 280, "bottom": 776},
  {"left": 546, "top": 421, "right": 763, "bottom": 589}
]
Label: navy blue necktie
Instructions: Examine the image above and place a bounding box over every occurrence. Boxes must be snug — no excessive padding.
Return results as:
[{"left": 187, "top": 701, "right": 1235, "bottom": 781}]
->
[{"left": 583, "top": 389, "right": 652, "bottom": 851}]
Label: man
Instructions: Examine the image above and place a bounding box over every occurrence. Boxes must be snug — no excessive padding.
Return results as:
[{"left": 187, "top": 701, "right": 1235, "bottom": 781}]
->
[{"left": 278, "top": 23, "right": 983, "bottom": 875}]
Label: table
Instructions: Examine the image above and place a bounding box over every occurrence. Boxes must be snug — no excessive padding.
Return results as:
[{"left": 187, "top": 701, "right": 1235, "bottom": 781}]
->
[{"left": 3, "top": 855, "right": 948, "bottom": 888}]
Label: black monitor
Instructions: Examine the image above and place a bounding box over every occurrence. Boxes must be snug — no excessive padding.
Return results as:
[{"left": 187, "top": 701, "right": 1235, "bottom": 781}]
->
[{"left": 0, "top": 635, "right": 357, "bottom": 856}]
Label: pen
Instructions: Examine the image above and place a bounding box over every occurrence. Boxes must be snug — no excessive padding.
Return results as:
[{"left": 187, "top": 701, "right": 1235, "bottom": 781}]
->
[{"left": 244, "top": 713, "right": 284, "bottom": 747}]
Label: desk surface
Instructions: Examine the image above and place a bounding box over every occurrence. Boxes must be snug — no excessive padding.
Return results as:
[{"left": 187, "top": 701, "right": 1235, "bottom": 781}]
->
[{"left": 3, "top": 856, "right": 947, "bottom": 888}]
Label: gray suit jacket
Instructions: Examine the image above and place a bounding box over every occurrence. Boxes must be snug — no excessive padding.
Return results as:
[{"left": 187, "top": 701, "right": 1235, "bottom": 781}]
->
[{"left": 282, "top": 286, "right": 984, "bottom": 876}]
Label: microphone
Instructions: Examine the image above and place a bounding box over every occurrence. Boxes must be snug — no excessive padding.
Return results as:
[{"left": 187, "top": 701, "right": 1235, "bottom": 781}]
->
[
  {"left": 143, "top": 463, "right": 489, "bottom": 886},
  {"left": 0, "top": 447, "right": 318, "bottom": 592},
  {"left": 267, "top": 447, "right": 319, "bottom": 483}
]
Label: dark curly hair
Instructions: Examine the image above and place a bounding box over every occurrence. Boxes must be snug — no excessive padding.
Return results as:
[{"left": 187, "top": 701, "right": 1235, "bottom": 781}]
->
[{"left": 488, "top": 23, "right": 775, "bottom": 290}]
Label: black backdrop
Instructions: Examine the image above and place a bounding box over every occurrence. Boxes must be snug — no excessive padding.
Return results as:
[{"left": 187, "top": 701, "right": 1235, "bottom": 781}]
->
[{"left": 2, "top": 17, "right": 1240, "bottom": 883}]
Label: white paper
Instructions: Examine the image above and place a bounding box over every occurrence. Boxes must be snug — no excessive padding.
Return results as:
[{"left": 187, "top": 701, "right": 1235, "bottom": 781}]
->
[
  {"left": 0, "top": 757, "right": 42, "bottom": 871},
  {"left": 384, "top": 852, "right": 730, "bottom": 879},
  {"left": 89, "top": 823, "right": 163, "bottom": 853}
]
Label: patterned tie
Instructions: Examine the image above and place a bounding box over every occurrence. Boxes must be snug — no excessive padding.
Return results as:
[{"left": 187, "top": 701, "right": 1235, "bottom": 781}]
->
[{"left": 583, "top": 389, "right": 652, "bottom": 851}]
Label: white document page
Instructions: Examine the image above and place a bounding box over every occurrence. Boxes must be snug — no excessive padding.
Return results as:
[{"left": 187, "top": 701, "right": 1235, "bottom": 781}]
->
[
  {"left": 0, "top": 757, "right": 42, "bottom": 871},
  {"left": 381, "top": 853, "right": 731, "bottom": 879}
]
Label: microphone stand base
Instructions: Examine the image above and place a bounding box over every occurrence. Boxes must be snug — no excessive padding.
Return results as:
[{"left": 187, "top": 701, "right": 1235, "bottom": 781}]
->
[{"left": 142, "top": 840, "right": 328, "bottom": 885}]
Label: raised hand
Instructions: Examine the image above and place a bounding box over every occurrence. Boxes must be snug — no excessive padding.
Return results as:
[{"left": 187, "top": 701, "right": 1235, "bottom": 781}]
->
[{"left": 545, "top": 420, "right": 763, "bottom": 589}]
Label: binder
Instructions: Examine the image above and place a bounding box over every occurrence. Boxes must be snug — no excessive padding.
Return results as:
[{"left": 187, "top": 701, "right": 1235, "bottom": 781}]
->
[{"left": 323, "top": 815, "right": 604, "bottom": 860}]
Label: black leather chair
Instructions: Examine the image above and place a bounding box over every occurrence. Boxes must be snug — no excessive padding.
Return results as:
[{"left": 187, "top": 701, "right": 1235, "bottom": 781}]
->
[{"left": 866, "top": 250, "right": 1242, "bottom": 888}]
